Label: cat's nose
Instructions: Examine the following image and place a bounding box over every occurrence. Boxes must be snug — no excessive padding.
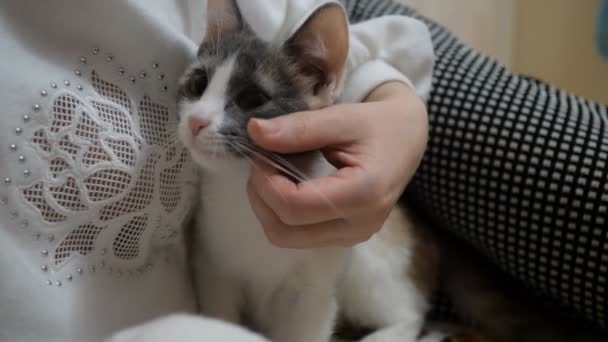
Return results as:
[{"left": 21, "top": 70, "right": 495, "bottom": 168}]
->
[{"left": 188, "top": 117, "right": 210, "bottom": 136}]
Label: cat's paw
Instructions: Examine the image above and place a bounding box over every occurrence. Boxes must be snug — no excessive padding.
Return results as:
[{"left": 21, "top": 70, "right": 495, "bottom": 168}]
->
[{"left": 106, "top": 314, "right": 268, "bottom": 342}]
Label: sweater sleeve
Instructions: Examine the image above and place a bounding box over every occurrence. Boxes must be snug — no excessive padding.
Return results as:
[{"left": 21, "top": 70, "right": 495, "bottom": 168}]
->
[
  {"left": 341, "top": 15, "right": 435, "bottom": 103},
  {"left": 235, "top": 0, "right": 435, "bottom": 103}
]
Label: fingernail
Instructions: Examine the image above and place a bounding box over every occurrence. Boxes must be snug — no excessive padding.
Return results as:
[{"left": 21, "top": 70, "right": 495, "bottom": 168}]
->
[{"left": 253, "top": 119, "right": 279, "bottom": 134}]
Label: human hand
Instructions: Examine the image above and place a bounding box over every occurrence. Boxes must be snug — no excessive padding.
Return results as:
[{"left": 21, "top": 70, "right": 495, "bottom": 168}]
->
[{"left": 247, "top": 81, "right": 429, "bottom": 249}]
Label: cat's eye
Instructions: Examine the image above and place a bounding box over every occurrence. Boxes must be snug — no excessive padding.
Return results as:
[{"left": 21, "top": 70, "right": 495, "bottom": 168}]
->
[
  {"left": 235, "top": 85, "right": 271, "bottom": 111},
  {"left": 187, "top": 68, "right": 209, "bottom": 98}
]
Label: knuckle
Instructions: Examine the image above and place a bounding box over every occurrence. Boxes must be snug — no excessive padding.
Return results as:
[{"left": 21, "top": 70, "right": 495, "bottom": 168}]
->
[
  {"left": 368, "top": 182, "right": 395, "bottom": 211},
  {"left": 377, "top": 193, "right": 395, "bottom": 214},
  {"left": 292, "top": 115, "right": 311, "bottom": 143},
  {"left": 362, "top": 179, "right": 388, "bottom": 206},
  {"left": 277, "top": 210, "right": 299, "bottom": 226},
  {"left": 275, "top": 191, "right": 302, "bottom": 226}
]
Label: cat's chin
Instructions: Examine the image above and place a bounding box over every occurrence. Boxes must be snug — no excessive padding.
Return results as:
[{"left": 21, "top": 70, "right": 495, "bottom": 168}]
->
[{"left": 190, "top": 151, "right": 248, "bottom": 174}]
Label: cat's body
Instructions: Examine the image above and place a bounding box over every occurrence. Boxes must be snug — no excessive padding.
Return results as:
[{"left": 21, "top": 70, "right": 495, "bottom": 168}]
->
[
  {"left": 195, "top": 157, "right": 351, "bottom": 342},
  {"left": 177, "top": 3, "right": 434, "bottom": 341},
  {"left": 195, "top": 162, "right": 434, "bottom": 342},
  {"left": 175, "top": 2, "right": 608, "bottom": 342}
]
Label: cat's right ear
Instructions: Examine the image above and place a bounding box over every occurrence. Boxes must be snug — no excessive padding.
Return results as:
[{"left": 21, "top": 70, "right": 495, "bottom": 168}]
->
[{"left": 205, "top": 0, "right": 242, "bottom": 44}]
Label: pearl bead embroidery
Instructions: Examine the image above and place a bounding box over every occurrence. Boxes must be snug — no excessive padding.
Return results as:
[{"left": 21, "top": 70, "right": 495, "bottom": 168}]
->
[{"left": 4, "top": 47, "right": 189, "bottom": 286}]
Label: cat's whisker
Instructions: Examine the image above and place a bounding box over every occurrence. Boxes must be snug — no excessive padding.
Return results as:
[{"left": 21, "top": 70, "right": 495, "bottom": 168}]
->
[
  {"left": 231, "top": 139, "right": 349, "bottom": 223},
  {"left": 231, "top": 141, "right": 311, "bottom": 183},
  {"left": 226, "top": 141, "right": 296, "bottom": 207},
  {"left": 231, "top": 148, "right": 348, "bottom": 227},
  {"left": 243, "top": 149, "right": 346, "bottom": 226},
  {"left": 230, "top": 141, "right": 304, "bottom": 180},
  {"left": 231, "top": 143, "right": 297, "bottom": 173}
]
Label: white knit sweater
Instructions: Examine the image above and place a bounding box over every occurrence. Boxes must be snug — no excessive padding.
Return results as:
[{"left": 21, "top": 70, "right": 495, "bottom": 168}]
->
[{"left": 0, "top": 1, "right": 434, "bottom": 341}]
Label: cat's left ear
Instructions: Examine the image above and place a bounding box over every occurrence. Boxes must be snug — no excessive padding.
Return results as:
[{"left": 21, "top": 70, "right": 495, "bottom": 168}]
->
[
  {"left": 205, "top": 0, "right": 243, "bottom": 44},
  {"left": 286, "top": 3, "right": 349, "bottom": 103}
]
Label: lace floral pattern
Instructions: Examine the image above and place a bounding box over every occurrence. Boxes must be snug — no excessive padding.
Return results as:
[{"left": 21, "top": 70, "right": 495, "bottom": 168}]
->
[{"left": 9, "top": 57, "right": 197, "bottom": 282}]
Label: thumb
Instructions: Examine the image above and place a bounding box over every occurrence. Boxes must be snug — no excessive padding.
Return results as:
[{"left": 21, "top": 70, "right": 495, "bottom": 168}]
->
[{"left": 247, "top": 105, "right": 366, "bottom": 154}]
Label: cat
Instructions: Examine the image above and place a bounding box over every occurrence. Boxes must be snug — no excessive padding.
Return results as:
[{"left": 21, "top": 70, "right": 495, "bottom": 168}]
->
[
  {"left": 176, "top": 1, "right": 437, "bottom": 342},
  {"left": 176, "top": 1, "right": 608, "bottom": 342}
]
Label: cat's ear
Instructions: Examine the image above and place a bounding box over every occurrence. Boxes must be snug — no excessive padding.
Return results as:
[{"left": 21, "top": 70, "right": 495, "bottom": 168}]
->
[
  {"left": 205, "top": 0, "right": 243, "bottom": 43},
  {"left": 286, "top": 4, "right": 349, "bottom": 102}
]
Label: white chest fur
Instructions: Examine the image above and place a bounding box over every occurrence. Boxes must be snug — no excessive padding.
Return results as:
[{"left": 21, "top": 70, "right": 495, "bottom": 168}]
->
[
  {"left": 197, "top": 161, "right": 345, "bottom": 282},
  {"left": 190, "top": 159, "right": 433, "bottom": 342},
  {"left": 192, "top": 161, "right": 350, "bottom": 341}
]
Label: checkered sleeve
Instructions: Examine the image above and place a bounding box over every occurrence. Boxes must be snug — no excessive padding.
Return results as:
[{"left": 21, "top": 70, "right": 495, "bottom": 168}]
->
[{"left": 342, "top": 0, "right": 608, "bottom": 328}]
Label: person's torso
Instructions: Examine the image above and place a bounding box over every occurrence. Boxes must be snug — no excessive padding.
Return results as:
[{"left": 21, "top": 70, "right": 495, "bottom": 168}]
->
[{"left": 0, "top": 1, "right": 205, "bottom": 340}]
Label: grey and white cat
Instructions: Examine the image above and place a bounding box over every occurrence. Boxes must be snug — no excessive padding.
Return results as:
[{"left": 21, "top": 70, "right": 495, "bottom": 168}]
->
[
  {"left": 176, "top": 2, "right": 608, "bottom": 342},
  {"left": 177, "top": 2, "right": 435, "bottom": 342}
]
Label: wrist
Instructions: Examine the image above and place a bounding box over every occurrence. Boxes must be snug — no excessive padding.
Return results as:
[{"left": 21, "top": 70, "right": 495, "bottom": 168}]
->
[{"left": 363, "top": 81, "right": 416, "bottom": 102}]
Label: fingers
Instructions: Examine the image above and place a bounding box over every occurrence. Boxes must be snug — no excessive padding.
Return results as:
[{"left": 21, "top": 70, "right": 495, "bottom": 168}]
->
[
  {"left": 247, "top": 182, "right": 373, "bottom": 249},
  {"left": 248, "top": 161, "right": 374, "bottom": 226},
  {"left": 243, "top": 89, "right": 427, "bottom": 249},
  {"left": 247, "top": 161, "right": 387, "bottom": 249},
  {"left": 247, "top": 104, "right": 368, "bottom": 154}
]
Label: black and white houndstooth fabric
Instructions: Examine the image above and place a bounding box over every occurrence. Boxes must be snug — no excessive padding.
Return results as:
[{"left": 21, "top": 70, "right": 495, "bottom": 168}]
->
[{"left": 342, "top": 0, "right": 608, "bottom": 328}]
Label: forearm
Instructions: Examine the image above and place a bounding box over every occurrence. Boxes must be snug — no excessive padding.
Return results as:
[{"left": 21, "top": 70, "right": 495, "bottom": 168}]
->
[{"left": 363, "top": 81, "right": 418, "bottom": 102}]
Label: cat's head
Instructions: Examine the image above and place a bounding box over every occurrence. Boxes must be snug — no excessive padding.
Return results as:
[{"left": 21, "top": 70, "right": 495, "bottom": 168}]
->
[{"left": 177, "top": 0, "right": 349, "bottom": 170}]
